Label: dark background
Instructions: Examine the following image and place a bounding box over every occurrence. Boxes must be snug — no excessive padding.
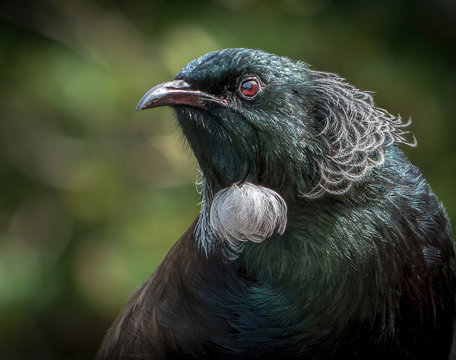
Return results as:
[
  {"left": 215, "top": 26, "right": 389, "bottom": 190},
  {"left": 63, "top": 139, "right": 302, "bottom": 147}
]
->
[{"left": 0, "top": 0, "right": 455, "bottom": 358}]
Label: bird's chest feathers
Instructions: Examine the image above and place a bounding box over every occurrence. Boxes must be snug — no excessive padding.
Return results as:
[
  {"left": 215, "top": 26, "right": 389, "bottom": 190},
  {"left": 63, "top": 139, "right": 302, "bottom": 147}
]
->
[{"left": 203, "top": 183, "right": 366, "bottom": 310}]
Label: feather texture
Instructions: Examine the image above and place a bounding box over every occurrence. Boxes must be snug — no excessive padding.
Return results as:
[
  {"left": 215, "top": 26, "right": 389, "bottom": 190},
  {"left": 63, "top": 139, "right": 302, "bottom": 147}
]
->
[{"left": 98, "top": 48, "right": 456, "bottom": 360}]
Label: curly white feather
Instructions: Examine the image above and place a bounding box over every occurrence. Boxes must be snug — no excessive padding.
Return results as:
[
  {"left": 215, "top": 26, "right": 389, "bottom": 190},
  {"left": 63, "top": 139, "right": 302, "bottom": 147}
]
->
[
  {"left": 209, "top": 183, "right": 287, "bottom": 245},
  {"left": 305, "top": 72, "right": 416, "bottom": 198}
]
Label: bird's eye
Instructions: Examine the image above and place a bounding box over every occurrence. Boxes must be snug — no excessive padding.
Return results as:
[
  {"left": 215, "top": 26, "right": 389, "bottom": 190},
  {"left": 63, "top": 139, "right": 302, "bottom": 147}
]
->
[{"left": 239, "top": 77, "right": 260, "bottom": 98}]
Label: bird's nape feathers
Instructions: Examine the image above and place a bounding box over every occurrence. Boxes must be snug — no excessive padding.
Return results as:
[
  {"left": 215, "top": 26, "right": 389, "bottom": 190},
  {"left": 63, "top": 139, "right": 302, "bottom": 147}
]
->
[{"left": 98, "top": 48, "right": 455, "bottom": 360}]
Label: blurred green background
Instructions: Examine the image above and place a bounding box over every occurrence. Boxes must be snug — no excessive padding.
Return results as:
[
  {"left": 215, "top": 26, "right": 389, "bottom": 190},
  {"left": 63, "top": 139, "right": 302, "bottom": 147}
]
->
[{"left": 0, "top": 0, "right": 455, "bottom": 358}]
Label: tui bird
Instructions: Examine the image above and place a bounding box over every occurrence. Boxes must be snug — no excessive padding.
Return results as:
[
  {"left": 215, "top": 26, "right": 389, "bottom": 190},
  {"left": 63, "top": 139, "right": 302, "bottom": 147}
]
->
[{"left": 98, "top": 48, "right": 456, "bottom": 359}]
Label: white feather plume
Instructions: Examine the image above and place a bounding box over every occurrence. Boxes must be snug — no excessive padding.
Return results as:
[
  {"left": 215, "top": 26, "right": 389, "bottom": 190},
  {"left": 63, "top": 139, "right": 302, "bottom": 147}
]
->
[{"left": 209, "top": 183, "right": 287, "bottom": 245}]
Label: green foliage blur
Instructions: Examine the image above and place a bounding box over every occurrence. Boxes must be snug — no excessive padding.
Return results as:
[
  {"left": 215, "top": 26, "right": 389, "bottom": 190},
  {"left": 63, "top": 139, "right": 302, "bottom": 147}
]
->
[{"left": 0, "top": 0, "right": 455, "bottom": 358}]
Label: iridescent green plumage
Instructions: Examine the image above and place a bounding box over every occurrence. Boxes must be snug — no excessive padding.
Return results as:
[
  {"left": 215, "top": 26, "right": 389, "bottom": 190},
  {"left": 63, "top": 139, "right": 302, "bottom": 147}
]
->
[{"left": 99, "top": 49, "right": 456, "bottom": 359}]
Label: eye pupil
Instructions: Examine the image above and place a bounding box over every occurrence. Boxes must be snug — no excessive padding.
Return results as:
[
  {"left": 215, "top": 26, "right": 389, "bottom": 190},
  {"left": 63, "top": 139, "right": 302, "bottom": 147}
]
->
[{"left": 240, "top": 78, "right": 260, "bottom": 97}]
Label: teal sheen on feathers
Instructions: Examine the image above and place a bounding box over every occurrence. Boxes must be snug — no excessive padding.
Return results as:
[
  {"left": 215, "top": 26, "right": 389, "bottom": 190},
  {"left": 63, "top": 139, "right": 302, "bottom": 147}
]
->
[{"left": 98, "top": 49, "right": 456, "bottom": 360}]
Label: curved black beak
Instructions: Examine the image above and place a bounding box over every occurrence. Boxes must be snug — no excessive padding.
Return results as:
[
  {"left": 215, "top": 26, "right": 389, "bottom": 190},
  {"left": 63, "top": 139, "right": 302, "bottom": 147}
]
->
[{"left": 136, "top": 80, "right": 226, "bottom": 111}]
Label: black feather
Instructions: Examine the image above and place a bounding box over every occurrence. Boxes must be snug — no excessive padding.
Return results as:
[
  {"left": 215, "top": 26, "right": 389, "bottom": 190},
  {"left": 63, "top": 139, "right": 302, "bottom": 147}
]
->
[{"left": 98, "top": 49, "right": 456, "bottom": 359}]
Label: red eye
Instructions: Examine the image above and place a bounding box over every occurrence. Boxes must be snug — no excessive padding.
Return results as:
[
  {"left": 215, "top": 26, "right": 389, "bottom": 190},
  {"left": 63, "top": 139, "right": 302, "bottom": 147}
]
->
[{"left": 239, "top": 78, "right": 260, "bottom": 98}]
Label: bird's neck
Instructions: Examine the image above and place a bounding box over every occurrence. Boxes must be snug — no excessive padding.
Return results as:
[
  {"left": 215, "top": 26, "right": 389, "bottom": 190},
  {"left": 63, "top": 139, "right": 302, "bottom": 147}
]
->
[
  {"left": 176, "top": 108, "right": 259, "bottom": 191},
  {"left": 197, "top": 147, "right": 408, "bottom": 285},
  {"left": 241, "top": 147, "right": 413, "bottom": 287}
]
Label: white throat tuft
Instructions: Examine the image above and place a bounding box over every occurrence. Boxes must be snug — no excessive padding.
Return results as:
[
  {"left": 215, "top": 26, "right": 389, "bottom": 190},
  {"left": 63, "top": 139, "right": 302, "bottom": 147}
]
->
[{"left": 209, "top": 183, "right": 287, "bottom": 245}]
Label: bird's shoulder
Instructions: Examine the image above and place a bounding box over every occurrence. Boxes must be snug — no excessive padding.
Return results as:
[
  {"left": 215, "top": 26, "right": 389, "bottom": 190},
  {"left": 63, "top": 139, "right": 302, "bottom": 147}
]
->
[{"left": 97, "top": 220, "right": 257, "bottom": 359}]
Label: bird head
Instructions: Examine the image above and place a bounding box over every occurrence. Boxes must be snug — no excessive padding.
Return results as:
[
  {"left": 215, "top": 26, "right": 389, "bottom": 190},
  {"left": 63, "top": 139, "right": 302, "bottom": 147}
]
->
[{"left": 138, "top": 48, "right": 413, "bottom": 200}]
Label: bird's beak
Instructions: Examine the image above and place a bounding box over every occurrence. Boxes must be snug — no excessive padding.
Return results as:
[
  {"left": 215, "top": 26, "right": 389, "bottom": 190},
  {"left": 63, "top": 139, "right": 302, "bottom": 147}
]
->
[{"left": 136, "top": 80, "right": 226, "bottom": 111}]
